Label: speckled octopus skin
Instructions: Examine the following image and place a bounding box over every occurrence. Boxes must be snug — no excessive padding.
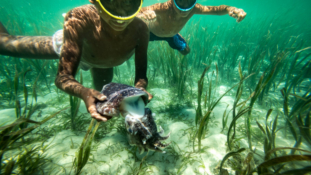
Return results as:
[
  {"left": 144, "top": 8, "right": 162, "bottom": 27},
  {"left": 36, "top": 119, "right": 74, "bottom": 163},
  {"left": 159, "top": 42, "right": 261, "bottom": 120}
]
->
[
  {"left": 96, "top": 82, "right": 148, "bottom": 116},
  {"left": 127, "top": 108, "right": 170, "bottom": 154}
]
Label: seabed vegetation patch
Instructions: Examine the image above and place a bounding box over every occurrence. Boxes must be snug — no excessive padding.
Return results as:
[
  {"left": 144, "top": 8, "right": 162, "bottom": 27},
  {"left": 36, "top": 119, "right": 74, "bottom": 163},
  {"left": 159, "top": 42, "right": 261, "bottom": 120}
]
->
[{"left": 0, "top": 2, "right": 311, "bottom": 175}]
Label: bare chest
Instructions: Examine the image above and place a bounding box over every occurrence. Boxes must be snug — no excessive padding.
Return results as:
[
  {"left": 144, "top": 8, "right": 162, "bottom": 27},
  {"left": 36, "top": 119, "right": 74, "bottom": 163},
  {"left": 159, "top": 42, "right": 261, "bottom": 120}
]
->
[
  {"left": 150, "top": 15, "right": 191, "bottom": 37},
  {"left": 81, "top": 33, "right": 136, "bottom": 68}
]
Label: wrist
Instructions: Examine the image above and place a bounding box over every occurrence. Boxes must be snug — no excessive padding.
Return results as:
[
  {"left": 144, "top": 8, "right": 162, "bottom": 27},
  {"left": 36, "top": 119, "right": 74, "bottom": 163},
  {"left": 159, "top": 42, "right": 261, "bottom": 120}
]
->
[{"left": 80, "top": 87, "right": 91, "bottom": 100}]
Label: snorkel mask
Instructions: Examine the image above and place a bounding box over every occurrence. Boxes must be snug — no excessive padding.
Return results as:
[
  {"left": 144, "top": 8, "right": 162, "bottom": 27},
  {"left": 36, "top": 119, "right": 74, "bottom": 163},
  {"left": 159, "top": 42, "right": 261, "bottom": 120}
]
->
[
  {"left": 174, "top": 0, "right": 197, "bottom": 12},
  {"left": 96, "top": 0, "right": 143, "bottom": 20}
]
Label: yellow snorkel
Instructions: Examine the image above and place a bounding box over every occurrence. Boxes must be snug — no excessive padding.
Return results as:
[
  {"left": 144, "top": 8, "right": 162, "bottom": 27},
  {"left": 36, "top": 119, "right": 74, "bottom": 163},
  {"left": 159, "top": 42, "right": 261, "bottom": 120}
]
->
[{"left": 96, "top": 0, "right": 143, "bottom": 20}]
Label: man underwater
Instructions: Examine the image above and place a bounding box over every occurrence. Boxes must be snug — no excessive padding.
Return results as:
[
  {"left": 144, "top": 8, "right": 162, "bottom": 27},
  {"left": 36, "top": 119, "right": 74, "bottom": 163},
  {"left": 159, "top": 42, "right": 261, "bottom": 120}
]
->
[
  {"left": 0, "top": 0, "right": 152, "bottom": 122},
  {"left": 137, "top": 0, "right": 247, "bottom": 55}
]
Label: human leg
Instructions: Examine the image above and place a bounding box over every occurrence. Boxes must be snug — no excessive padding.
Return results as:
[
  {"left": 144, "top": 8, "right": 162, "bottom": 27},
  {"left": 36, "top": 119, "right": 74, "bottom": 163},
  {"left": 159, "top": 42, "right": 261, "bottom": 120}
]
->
[
  {"left": 149, "top": 32, "right": 190, "bottom": 55},
  {"left": 179, "top": 44, "right": 190, "bottom": 55},
  {"left": 90, "top": 67, "right": 114, "bottom": 91},
  {"left": 0, "top": 21, "right": 58, "bottom": 59},
  {"left": 167, "top": 33, "right": 190, "bottom": 55}
]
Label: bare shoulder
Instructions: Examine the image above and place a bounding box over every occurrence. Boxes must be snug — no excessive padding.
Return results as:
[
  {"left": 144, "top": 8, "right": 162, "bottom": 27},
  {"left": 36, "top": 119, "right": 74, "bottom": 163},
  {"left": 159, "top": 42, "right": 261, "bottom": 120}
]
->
[
  {"left": 64, "top": 5, "right": 100, "bottom": 32},
  {"left": 193, "top": 3, "right": 205, "bottom": 13},
  {"left": 143, "top": 2, "right": 170, "bottom": 12},
  {"left": 66, "top": 5, "right": 98, "bottom": 20},
  {"left": 157, "top": 2, "right": 171, "bottom": 11}
]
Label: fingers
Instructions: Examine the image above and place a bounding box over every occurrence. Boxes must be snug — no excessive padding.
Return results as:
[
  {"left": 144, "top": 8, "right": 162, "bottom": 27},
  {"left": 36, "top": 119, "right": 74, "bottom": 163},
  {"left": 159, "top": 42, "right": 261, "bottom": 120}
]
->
[
  {"left": 138, "top": 87, "right": 153, "bottom": 102},
  {"left": 84, "top": 89, "right": 109, "bottom": 122},
  {"left": 88, "top": 104, "right": 110, "bottom": 122},
  {"left": 96, "top": 93, "right": 107, "bottom": 101},
  {"left": 142, "top": 89, "right": 153, "bottom": 101},
  {"left": 147, "top": 13, "right": 152, "bottom": 19},
  {"left": 229, "top": 10, "right": 235, "bottom": 17},
  {"left": 91, "top": 89, "right": 107, "bottom": 101},
  {"left": 146, "top": 10, "right": 156, "bottom": 22},
  {"left": 237, "top": 11, "right": 246, "bottom": 22},
  {"left": 230, "top": 8, "right": 246, "bottom": 23},
  {"left": 147, "top": 93, "right": 153, "bottom": 102},
  {"left": 137, "top": 10, "right": 156, "bottom": 20}
]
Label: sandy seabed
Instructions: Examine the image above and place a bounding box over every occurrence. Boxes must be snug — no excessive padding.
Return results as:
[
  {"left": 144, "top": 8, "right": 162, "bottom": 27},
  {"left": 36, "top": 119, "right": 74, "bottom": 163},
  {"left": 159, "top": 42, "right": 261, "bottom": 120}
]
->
[{"left": 0, "top": 84, "right": 302, "bottom": 175}]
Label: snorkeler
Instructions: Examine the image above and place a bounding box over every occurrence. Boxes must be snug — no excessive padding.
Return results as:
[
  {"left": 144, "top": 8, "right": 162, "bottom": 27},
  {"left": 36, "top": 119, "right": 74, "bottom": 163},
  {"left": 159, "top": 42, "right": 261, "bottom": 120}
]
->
[
  {"left": 137, "top": 0, "right": 247, "bottom": 55},
  {"left": 0, "top": 0, "right": 152, "bottom": 122}
]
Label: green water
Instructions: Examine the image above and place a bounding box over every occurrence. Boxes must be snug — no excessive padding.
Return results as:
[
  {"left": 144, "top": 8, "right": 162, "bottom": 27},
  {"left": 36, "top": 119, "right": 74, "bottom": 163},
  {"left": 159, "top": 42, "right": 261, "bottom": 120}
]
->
[{"left": 0, "top": 0, "right": 310, "bottom": 174}]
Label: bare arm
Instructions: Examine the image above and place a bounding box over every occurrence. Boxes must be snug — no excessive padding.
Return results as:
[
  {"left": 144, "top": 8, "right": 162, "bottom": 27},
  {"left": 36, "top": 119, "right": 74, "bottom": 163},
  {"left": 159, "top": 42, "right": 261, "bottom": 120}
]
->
[
  {"left": 0, "top": 21, "right": 57, "bottom": 59},
  {"left": 134, "top": 27, "right": 148, "bottom": 88},
  {"left": 193, "top": 4, "right": 247, "bottom": 22},
  {"left": 194, "top": 4, "right": 231, "bottom": 15},
  {"left": 0, "top": 34, "right": 58, "bottom": 59},
  {"left": 55, "top": 9, "right": 107, "bottom": 121},
  {"left": 134, "top": 23, "right": 153, "bottom": 100},
  {"left": 55, "top": 11, "right": 85, "bottom": 98}
]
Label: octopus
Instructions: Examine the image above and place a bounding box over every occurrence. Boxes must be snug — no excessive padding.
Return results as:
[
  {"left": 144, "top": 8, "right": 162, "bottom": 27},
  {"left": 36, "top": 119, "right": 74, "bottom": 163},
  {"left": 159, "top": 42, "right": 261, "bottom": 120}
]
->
[{"left": 96, "top": 83, "right": 170, "bottom": 153}]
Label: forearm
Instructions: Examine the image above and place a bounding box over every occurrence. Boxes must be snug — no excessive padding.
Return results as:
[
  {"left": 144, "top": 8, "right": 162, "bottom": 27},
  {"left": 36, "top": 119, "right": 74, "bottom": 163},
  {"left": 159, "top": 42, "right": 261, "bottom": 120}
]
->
[
  {"left": 55, "top": 74, "right": 88, "bottom": 99},
  {"left": 195, "top": 4, "right": 232, "bottom": 15},
  {"left": 0, "top": 34, "right": 58, "bottom": 59},
  {"left": 134, "top": 55, "right": 148, "bottom": 89}
]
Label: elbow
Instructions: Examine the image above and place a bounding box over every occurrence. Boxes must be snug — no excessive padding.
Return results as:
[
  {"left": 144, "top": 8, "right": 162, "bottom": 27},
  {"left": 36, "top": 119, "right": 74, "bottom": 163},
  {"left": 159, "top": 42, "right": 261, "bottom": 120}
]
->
[
  {"left": 0, "top": 34, "right": 12, "bottom": 55},
  {"left": 54, "top": 73, "right": 67, "bottom": 90}
]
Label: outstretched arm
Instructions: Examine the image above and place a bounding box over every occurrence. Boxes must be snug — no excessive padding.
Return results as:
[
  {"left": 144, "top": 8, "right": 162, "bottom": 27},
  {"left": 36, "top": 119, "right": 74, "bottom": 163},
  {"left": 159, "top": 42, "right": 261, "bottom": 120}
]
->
[
  {"left": 134, "top": 23, "right": 153, "bottom": 101},
  {"left": 193, "top": 4, "right": 246, "bottom": 22},
  {"left": 0, "top": 22, "right": 58, "bottom": 59},
  {"left": 55, "top": 11, "right": 107, "bottom": 122}
]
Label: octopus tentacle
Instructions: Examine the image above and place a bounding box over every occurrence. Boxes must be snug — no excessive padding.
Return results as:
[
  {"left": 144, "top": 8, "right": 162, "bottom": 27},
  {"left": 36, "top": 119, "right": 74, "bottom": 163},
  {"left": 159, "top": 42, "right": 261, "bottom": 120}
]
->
[
  {"left": 158, "top": 132, "right": 170, "bottom": 141},
  {"left": 158, "top": 126, "right": 164, "bottom": 135},
  {"left": 154, "top": 141, "right": 171, "bottom": 148}
]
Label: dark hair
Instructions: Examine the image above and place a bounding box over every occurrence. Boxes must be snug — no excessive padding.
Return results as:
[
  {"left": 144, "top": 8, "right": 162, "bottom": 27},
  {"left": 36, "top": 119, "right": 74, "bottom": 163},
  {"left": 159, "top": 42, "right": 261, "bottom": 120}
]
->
[
  {"left": 100, "top": 0, "right": 141, "bottom": 17},
  {"left": 175, "top": 0, "right": 196, "bottom": 9}
]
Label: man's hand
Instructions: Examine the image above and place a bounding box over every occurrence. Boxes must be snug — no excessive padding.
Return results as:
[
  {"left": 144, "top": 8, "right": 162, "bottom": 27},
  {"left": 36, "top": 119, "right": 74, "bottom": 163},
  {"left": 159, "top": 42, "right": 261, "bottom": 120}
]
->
[
  {"left": 136, "top": 87, "right": 153, "bottom": 102},
  {"left": 137, "top": 10, "right": 157, "bottom": 23},
  {"left": 228, "top": 7, "right": 246, "bottom": 22},
  {"left": 81, "top": 88, "right": 111, "bottom": 122}
]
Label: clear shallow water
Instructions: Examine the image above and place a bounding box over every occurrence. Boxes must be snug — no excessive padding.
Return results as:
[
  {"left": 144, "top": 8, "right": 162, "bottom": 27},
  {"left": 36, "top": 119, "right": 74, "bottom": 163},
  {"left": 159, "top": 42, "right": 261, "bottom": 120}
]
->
[{"left": 0, "top": 0, "right": 310, "bottom": 174}]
